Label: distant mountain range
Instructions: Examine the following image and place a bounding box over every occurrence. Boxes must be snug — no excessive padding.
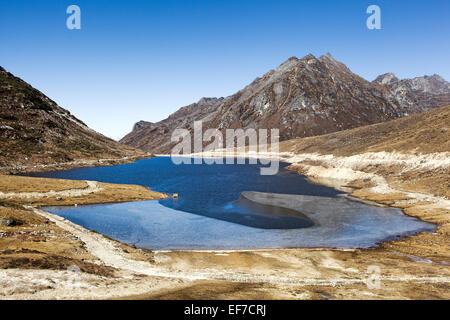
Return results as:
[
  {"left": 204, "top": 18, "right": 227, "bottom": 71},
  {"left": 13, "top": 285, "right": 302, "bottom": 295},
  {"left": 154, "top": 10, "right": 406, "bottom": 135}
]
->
[
  {"left": 121, "top": 53, "right": 450, "bottom": 153},
  {"left": 0, "top": 66, "right": 144, "bottom": 168},
  {"left": 1, "top": 54, "right": 449, "bottom": 167}
]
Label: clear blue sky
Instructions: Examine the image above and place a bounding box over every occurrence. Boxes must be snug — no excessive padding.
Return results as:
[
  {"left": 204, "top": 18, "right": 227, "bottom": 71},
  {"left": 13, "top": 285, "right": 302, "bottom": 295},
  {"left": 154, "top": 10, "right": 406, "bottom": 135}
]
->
[{"left": 1, "top": 0, "right": 449, "bottom": 139}]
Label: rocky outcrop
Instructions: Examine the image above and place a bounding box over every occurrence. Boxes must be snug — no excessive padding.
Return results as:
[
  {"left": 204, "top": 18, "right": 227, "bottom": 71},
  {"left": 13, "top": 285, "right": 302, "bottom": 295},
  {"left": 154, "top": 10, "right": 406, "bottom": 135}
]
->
[
  {"left": 121, "top": 53, "right": 450, "bottom": 153},
  {"left": 121, "top": 97, "right": 224, "bottom": 152},
  {"left": 373, "top": 73, "right": 399, "bottom": 85},
  {"left": 374, "top": 73, "right": 450, "bottom": 112},
  {"left": 0, "top": 67, "right": 144, "bottom": 167}
]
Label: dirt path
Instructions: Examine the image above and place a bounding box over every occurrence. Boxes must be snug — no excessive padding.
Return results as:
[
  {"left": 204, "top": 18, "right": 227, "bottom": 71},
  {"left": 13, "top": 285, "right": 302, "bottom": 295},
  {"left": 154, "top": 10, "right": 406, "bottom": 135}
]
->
[
  {"left": 0, "top": 181, "right": 102, "bottom": 199},
  {"left": 28, "top": 206, "right": 450, "bottom": 288},
  {"left": 30, "top": 207, "right": 206, "bottom": 281}
]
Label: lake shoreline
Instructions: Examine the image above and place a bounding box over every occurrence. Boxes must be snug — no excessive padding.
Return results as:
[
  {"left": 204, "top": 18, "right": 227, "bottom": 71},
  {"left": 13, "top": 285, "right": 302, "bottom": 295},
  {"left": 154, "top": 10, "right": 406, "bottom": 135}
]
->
[
  {"left": 1, "top": 153, "right": 449, "bottom": 299},
  {"left": 0, "top": 154, "right": 153, "bottom": 175}
]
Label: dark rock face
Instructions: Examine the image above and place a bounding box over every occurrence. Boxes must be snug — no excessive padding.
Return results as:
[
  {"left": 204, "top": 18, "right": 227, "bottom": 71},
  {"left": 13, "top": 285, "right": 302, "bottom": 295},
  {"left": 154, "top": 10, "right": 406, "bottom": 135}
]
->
[
  {"left": 121, "top": 53, "right": 450, "bottom": 154},
  {"left": 0, "top": 67, "right": 142, "bottom": 168},
  {"left": 0, "top": 218, "right": 23, "bottom": 226}
]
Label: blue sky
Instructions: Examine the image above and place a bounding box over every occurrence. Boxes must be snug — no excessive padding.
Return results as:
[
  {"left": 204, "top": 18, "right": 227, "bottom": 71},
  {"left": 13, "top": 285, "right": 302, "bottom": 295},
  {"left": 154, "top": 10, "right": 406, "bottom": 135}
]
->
[{"left": 0, "top": 0, "right": 449, "bottom": 139}]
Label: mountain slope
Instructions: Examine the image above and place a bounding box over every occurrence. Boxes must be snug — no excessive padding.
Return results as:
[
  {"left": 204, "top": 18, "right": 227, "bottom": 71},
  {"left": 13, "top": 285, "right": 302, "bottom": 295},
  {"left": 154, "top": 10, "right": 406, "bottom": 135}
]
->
[
  {"left": 122, "top": 54, "right": 450, "bottom": 153},
  {"left": 373, "top": 73, "right": 450, "bottom": 112},
  {"left": 122, "top": 97, "right": 224, "bottom": 152},
  {"left": 280, "top": 104, "right": 450, "bottom": 156},
  {"left": 0, "top": 66, "right": 144, "bottom": 168},
  {"left": 281, "top": 104, "right": 450, "bottom": 200}
]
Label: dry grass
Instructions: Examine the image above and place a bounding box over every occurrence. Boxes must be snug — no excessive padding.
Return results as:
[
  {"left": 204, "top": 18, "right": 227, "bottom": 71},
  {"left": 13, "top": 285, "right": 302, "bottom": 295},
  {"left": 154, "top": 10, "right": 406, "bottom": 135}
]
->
[
  {"left": 122, "top": 279, "right": 450, "bottom": 300},
  {"left": 0, "top": 175, "right": 87, "bottom": 193},
  {"left": 0, "top": 174, "right": 168, "bottom": 278},
  {"left": 0, "top": 205, "right": 115, "bottom": 276},
  {"left": 0, "top": 175, "right": 168, "bottom": 206},
  {"left": 122, "top": 280, "right": 275, "bottom": 300},
  {"left": 388, "top": 171, "right": 450, "bottom": 199},
  {"left": 26, "top": 182, "right": 169, "bottom": 206},
  {"left": 278, "top": 106, "right": 450, "bottom": 199},
  {"left": 350, "top": 189, "right": 450, "bottom": 262},
  {"left": 280, "top": 105, "right": 450, "bottom": 156}
]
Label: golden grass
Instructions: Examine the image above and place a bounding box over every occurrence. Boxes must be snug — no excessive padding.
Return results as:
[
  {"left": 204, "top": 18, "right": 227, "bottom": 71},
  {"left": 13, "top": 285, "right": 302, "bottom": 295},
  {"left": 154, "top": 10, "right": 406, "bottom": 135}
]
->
[
  {"left": 280, "top": 105, "right": 450, "bottom": 156},
  {"left": 28, "top": 182, "right": 169, "bottom": 206},
  {"left": 0, "top": 174, "right": 167, "bottom": 276},
  {"left": 0, "top": 175, "right": 168, "bottom": 206},
  {"left": 0, "top": 175, "right": 87, "bottom": 193},
  {"left": 0, "top": 205, "right": 115, "bottom": 276}
]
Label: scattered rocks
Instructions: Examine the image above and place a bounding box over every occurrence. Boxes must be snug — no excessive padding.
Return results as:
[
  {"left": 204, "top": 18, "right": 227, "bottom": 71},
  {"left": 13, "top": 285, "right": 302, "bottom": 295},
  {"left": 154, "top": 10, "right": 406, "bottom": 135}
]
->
[{"left": 0, "top": 218, "right": 24, "bottom": 227}]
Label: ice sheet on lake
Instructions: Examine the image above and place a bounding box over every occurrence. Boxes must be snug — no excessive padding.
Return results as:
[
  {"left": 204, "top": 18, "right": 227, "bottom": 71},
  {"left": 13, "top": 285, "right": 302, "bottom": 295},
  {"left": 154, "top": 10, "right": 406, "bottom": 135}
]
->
[{"left": 44, "top": 192, "right": 436, "bottom": 250}]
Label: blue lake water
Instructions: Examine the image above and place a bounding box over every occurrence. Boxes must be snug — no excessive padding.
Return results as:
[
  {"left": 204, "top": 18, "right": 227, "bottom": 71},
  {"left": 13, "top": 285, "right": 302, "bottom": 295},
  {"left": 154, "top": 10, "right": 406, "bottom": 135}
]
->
[{"left": 27, "top": 157, "right": 436, "bottom": 250}]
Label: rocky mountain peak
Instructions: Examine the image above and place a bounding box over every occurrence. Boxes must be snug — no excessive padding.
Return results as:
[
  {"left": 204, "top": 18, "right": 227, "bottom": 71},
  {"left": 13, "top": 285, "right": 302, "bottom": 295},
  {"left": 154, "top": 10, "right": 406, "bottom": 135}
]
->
[
  {"left": 318, "top": 52, "right": 337, "bottom": 63},
  {"left": 374, "top": 73, "right": 400, "bottom": 85},
  {"left": 273, "top": 56, "right": 301, "bottom": 73},
  {"left": 286, "top": 56, "right": 300, "bottom": 62},
  {"left": 197, "top": 97, "right": 223, "bottom": 106},
  {"left": 133, "top": 120, "right": 152, "bottom": 131},
  {"left": 121, "top": 54, "right": 450, "bottom": 153},
  {"left": 274, "top": 54, "right": 319, "bottom": 73},
  {"left": 374, "top": 73, "right": 450, "bottom": 111},
  {"left": 301, "top": 54, "right": 316, "bottom": 61},
  {"left": 429, "top": 74, "right": 446, "bottom": 82}
]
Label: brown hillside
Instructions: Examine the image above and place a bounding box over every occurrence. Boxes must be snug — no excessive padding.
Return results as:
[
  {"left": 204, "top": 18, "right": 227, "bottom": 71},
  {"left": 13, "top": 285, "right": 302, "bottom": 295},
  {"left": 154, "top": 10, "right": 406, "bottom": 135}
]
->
[
  {"left": 0, "top": 66, "right": 145, "bottom": 169},
  {"left": 280, "top": 105, "right": 450, "bottom": 156}
]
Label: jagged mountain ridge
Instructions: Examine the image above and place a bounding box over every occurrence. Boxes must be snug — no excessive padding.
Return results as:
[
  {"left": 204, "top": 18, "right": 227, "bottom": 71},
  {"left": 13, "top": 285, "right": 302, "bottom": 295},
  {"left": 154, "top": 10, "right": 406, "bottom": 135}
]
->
[
  {"left": 374, "top": 73, "right": 450, "bottom": 111},
  {"left": 125, "top": 97, "right": 224, "bottom": 152},
  {"left": 0, "top": 66, "right": 144, "bottom": 168},
  {"left": 121, "top": 53, "right": 450, "bottom": 153}
]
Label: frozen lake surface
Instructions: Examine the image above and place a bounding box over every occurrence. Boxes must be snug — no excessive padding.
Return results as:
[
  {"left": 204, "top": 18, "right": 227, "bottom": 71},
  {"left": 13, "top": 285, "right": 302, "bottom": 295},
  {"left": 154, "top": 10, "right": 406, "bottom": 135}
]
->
[{"left": 30, "top": 157, "right": 435, "bottom": 250}]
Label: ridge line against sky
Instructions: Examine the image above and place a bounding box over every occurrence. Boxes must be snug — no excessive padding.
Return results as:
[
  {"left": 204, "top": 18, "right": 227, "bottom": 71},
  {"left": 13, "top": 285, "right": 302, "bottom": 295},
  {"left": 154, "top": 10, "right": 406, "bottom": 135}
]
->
[{"left": 0, "top": 0, "right": 449, "bottom": 140}]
